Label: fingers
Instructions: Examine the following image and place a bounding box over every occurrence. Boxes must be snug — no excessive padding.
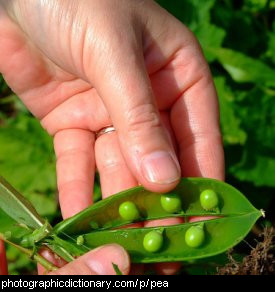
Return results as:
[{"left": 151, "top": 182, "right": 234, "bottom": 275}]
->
[
  {"left": 95, "top": 131, "right": 138, "bottom": 198},
  {"left": 140, "top": 3, "right": 225, "bottom": 180},
  {"left": 41, "top": 88, "right": 111, "bottom": 135},
  {"left": 0, "top": 241, "right": 7, "bottom": 275},
  {"left": 54, "top": 129, "right": 95, "bottom": 219},
  {"left": 95, "top": 131, "right": 143, "bottom": 274},
  {"left": 88, "top": 29, "right": 180, "bottom": 194},
  {"left": 170, "top": 64, "right": 225, "bottom": 180},
  {"left": 37, "top": 248, "right": 67, "bottom": 275},
  {"left": 48, "top": 244, "right": 130, "bottom": 275}
]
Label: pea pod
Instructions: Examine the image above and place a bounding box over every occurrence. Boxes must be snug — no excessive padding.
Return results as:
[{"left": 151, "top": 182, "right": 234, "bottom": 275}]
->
[
  {"left": 53, "top": 178, "right": 263, "bottom": 263},
  {"left": 54, "top": 178, "right": 261, "bottom": 235},
  {"left": 0, "top": 176, "right": 264, "bottom": 265},
  {"left": 62, "top": 212, "right": 261, "bottom": 263}
]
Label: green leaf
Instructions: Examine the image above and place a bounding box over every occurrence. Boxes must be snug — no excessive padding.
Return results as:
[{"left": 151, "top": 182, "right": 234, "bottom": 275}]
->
[
  {"left": 214, "top": 77, "right": 247, "bottom": 145},
  {"left": 226, "top": 87, "right": 275, "bottom": 187},
  {"left": 112, "top": 263, "right": 123, "bottom": 275},
  {"left": 194, "top": 24, "right": 226, "bottom": 62},
  {"left": 207, "top": 48, "right": 275, "bottom": 86},
  {"left": 0, "top": 114, "right": 57, "bottom": 219},
  {"left": 0, "top": 176, "right": 46, "bottom": 230},
  {"left": 230, "top": 155, "right": 275, "bottom": 188},
  {"left": 266, "top": 30, "right": 275, "bottom": 65}
]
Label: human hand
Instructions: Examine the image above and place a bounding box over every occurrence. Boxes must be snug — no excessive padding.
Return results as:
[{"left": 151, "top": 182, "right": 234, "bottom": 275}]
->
[
  {"left": 0, "top": 241, "right": 130, "bottom": 275},
  {"left": 38, "top": 244, "right": 130, "bottom": 275},
  {"left": 0, "top": 0, "right": 224, "bottom": 274}
]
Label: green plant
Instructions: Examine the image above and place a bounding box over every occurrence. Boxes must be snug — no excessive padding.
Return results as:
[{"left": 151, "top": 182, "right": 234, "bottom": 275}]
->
[
  {"left": 0, "top": 176, "right": 263, "bottom": 270},
  {"left": 0, "top": 0, "right": 274, "bottom": 275}
]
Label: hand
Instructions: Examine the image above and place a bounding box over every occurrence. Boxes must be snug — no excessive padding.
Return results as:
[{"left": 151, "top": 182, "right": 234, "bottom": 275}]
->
[
  {"left": 39, "top": 244, "right": 130, "bottom": 275},
  {"left": 0, "top": 241, "right": 129, "bottom": 275},
  {"left": 0, "top": 0, "right": 224, "bottom": 275}
]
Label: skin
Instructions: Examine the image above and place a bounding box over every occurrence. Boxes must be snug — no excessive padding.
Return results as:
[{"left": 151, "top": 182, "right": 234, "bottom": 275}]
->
[{"left": 0, "top": 0, "right": 224, "bottom": 275}]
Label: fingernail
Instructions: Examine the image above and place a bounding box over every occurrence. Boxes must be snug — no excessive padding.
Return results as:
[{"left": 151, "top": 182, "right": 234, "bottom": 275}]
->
[
  {"left": 141, "top": 151, "right": 181, "bottom": 184},
  {"left": 86, "top": 244, "right": 129, "bottom": 275}
]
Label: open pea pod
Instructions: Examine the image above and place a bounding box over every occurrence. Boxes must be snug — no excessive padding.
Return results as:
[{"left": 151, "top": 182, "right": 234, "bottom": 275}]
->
[
  {"left": 53, "top": 177, "right": 263, "bottom": 263},
  {"left": 54, "top": 178, "right": 261, "bottom": 235},
  {"left": 64, "top": 212, "right": 261, "bottom": 263}
]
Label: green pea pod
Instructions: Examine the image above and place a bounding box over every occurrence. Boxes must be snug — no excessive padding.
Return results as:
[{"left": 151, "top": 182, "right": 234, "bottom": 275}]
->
[
  {"left": 53, "top": 178, "right": 263, "bottom": 263},
  {"left": 54, "top": 178, "right": 262, "bottom": 235},
  {"left": 64, "top": 212, "right": 261, "bottom": 263}
]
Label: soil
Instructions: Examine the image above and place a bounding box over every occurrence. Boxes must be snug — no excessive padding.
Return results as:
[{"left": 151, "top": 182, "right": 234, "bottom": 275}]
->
[{"left": 217, "top": 228, "right": 275, "bottom": 275}]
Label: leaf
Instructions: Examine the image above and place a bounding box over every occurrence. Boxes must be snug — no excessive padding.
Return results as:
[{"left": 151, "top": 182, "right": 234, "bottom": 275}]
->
[
  {"left": 112, "top": 263, "right": 123, "bottom": 275},
  {"left": 0, "top": 176, "right": 46, "bottom": 230},
  {"left": 214, "top": 77, "right": 247, "bottom": 145},
  {"left": 230, "top": 155, "right": 275, "bottom": 188},
  {"left": 207, "top": 47, "right": 275, "bottom": 86},
  {"left": 226, "top": 87, "right": 275, "bottom": 187},
  {"left": 157, "top": 0, "right": 216, "bottom": 29},
  {"left": 0, "top": 114, "right": 57, "bottom": 219},
  {"left": 266, "top": 29, "right": 275, "bottom": 65},
  {"left": 194, "top": 24, "right": 226, "bottom": 62}
]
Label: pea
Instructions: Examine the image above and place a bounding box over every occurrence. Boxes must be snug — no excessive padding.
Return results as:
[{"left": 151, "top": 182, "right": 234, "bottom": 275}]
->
[
  {"left": 77, "top": 235, "right": 84, "bottom": 246},
  {"left": 119, "top": 201, "right": 139, "bottom": 221},
  {"left": 143, "top": 231, "right": 163, "bottom": 253},
  {"left": 160, "top": 193, "right": 182, "bottom": 213},
  {"left": 200, "top": 189, "right": 219, "bottom": 210},
  {"left": 185, "top": 225, "right": 205, "bottom": 248}
]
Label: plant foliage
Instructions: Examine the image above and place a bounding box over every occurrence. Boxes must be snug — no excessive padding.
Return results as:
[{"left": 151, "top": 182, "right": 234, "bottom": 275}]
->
[{"left": 0, "top": 0, "right": 274, "bottom": 274}]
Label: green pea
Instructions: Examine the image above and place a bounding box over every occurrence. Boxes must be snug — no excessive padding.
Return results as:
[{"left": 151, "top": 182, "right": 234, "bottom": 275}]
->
[
  {"left": 160, "top": 193, "right": 182, "bottom": 213},
  {"left": 185, "top": 225, "right": 205, "bottom": 248},
  {"left": 200, "top": 189, "right": 219, "bottom": 210},
  {"left": 119, "top": 201, "right": 139, "bottom": 221},
  {"left": 77, "top": 235, "right": 84, "bottom": 246},
  {"left": 143, "top": 231, "right": 163, "bottom": 253}
]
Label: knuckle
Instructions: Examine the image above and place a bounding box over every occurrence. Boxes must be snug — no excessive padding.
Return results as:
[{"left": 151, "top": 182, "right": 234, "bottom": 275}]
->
[{"left": 126, "top": 103, "right": 161, "bottom": 134}]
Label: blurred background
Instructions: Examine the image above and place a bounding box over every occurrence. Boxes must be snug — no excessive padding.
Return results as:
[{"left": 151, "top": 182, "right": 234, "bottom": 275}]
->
[{"left": 0, "top": 0, "right": 274, "bottom": 274}]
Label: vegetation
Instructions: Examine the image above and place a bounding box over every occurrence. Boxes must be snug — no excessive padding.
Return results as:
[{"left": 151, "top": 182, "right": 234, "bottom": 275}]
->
[{"left": 0, "top": 0, "right": 274, "bottom": 274}]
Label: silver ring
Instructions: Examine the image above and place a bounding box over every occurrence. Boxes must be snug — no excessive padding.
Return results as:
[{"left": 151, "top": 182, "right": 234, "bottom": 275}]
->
[{"left": 96, "top": 125, "right": 116, "bottom": 139}]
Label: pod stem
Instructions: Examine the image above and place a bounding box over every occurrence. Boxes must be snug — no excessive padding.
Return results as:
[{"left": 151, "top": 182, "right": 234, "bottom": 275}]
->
[{"left": 0, "top": 234, "right": 58, "bottom": 272}]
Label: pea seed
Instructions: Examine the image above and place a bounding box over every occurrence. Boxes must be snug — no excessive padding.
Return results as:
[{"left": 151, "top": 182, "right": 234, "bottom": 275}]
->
[
  {"left": 119, "top": 201, "right": 139, "bottom": 221},
  {"left": 143, "top": 231, "right": 163, "bottom": 253},
  {"left": 200, "top": 189, "right": 219, "bottom": 210},
  {"left": 161, "top": 193, "right": 182, "bottom": 213},
  {"left": 185, "top": 225, "right": 205, "bottom": 248},
  {"left": 77, "top": 235, "right": 84, "bottom": 246}
]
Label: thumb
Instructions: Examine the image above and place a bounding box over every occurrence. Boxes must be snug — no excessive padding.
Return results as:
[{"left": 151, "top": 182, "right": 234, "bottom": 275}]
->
[
  {"left": 90, "top": 31, "right": 181, "bottom": 193},
  {"left": 48, "top": 244, "right": 130, "bottom": 275}
]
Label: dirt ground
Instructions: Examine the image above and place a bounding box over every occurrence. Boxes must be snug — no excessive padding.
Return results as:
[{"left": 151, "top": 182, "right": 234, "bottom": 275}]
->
[{"left": 217, "top": 228, "right": 275, "bottom": 275}]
